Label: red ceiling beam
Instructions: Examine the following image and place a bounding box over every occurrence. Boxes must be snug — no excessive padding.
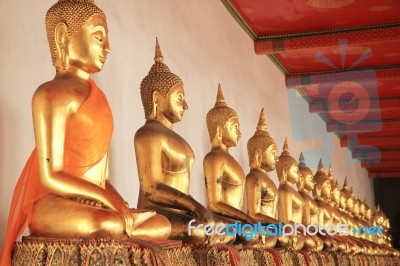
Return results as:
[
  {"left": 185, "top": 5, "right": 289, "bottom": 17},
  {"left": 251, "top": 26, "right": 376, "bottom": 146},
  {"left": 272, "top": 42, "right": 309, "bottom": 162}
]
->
[
  {"left": 309, "top": 98, "right": 400, "bottom": 113},
  {"left": 326, "top": 120, "right": 400, "bottom": 133},
  {"left": 255, "top": 26, "right": 400, "bottom": 55},
  {"left": 368, "top": 172, "right": 400, "bottom": 178},
  {"left": 363, "top": 161, "right": 400, "bottom": 169},
  {"left": 286, "top": 67, "right": 400, "bottom": 89},
  {"left": 353, "top": 150, "right": 400, "bottom": 161},
  {"left": 340, "top": 136, "right": 400, "bottom": 148}
]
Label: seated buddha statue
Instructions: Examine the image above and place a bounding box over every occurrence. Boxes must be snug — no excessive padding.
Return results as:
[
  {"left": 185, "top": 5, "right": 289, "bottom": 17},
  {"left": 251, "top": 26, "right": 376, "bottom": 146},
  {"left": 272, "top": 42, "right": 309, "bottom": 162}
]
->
[
  {"left": 328, "top": 172, "right": 353, "bottom": 253},
  {"left": 275, "top": 139, "right": 308, "bottom": 251},
  {"left": 135, "top": 40, "right": 231, "bottom": 244},
  {"left": 245, "top": 108, "right": 280, "bottom": 248},
  {"left": 341, "top": 183, "right": 365, "bottom": 253},
  {"left": 297, "top": 153, "right": 323, "bottom": 251},
  {"left": 1, "top": 1, "right": 171, "bottom": 264},
  {"left": 203, "top": 85, "right": 260, "bottom": 245},
  {"left": 312, "top": 160, "right": 339, "bottom": 251}
]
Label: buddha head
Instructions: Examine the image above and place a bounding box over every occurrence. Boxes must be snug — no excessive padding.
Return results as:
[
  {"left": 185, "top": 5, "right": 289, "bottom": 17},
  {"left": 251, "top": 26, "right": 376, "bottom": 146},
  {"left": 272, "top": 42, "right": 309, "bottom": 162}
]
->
[
  {"left": 364, "top": 199, "right": 372, "bottom": 222},
  {"left": 327, "top": 168, "right": 340, "bottom": 204},
  {"left": 372, "top": 205, "right": 383, "bottom": 226},
  {"left": 206, "top": 84, "right": 241, "bottom": 149},
  {"left": 247, "top": 108, "right": 278, "bottom": 171},
  {"left": 275, "top": 138, "right": 299, "bottom": 185},
  {"left": 346, "top": 187, "right": 355, "bottom": 213},
  {"left": 359, "top": 195, "right": 366, "bottom": 219},
  {"left": 341, "top": 176, "right": 354, "bottom": 212},
  {"left": 46, "top": 0, "right": 109, "bottom": 72},
  {"left": 353, "top": 192, "right": 361, "bottom": 218},
  {"left": 140, "top": 38, "right": 187, "bottom": 124},
  {"left": 297, "top": 152, "right": 315, "bottom": 192},
  {"left": 339, "top": 188, "right": 347, "bottom": 210},
  {"left": 312, "top": 159, "right": 331, "bottom": 200}
]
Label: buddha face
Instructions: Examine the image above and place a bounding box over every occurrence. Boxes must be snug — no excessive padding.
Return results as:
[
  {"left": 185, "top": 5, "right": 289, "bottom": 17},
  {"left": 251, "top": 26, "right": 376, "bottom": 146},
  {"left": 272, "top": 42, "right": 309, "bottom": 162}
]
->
[
  {"left": 331, "top": 187, "right": 341, "bottom": 204},
  {"left": 360, "top": 202, "right": 366, "bottom": 216},
  {"left": 260, "top": 144, "right": 278, "bottom": 171},
  {"left": 366, "top": 208, "right": 372, "bottom": 220},
  {"left": 339, "top": 192, "right": 346, "bottom": 209},
  {"left": 157, "top": 84, "right": 188, "bottom": 124},
  {"left": 287, "top": 163, "right": 300, "bottom": 184},
  {"left": 304, "top": 173, "right": 315, "bottom": 191},
  {"left": 346, "top": 197, "right": 354, "bottom": 211},
  {"left": 354, "top": 202, "right": 360, "bottom": 216},
  {"left": 221, "top": 117, "right": 241, "bottom": 148},
  {"left": 321, "top": 182, "right": 331, "bottom": 200},
  {"left": 67, "top": 15, "right": 110, "bottom": 73}
]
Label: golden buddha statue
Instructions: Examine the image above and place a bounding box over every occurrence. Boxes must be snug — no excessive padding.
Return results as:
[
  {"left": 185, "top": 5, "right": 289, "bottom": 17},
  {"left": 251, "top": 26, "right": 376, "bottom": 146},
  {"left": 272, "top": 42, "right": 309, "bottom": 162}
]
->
[
  {"left": 276, "top": 139, "right": 307, "bottom": 251},
  {"left": 312, "top": 160, "right": 332, "bottom": 227},
  {"left": 204, "top": 85, "right": 260, "bottom": 245},
  {"left": 328, "top": 173, "right": 354, "bottom": 253},
  {"left": 1, "top": 1, "right": 170, "bottom": 264},
  {"left": 135, "top": 39, "right": 231, "bottom": 244},
  {"left": 297, "top": 153, "right": 323, "bottom": 251},
  {"left": 312, "top": 160, "right": 340, "bottom": 251},
  {"left": 245, "top": 108, "right": 280, "bottom": 248}
]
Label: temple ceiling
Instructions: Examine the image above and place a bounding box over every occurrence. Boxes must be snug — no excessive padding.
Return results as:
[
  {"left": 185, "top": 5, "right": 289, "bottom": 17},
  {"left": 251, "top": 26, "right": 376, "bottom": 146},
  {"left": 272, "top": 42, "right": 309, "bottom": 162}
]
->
[{"left": 222, "top": 0, "right": 400, "bottom": 178}]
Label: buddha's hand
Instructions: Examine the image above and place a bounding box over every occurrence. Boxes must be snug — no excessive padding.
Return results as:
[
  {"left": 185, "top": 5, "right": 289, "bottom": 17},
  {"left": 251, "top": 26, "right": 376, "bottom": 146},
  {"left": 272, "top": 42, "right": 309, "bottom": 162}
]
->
[
  {"left": 116, "top": 203, "right": 135, "bottom": 237},
  {"left": 194, "top": 204, "right": 213, "bottom": 224}
]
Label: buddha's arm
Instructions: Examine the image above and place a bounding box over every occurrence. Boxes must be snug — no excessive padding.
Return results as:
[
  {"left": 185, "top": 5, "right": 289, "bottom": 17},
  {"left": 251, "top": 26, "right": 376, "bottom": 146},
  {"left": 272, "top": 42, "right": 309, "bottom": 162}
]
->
[
  {"left": 278, "top": 185, "right": 293, "bottom": 224},
  {"left": 246, "top": 175, "right": 279, "bottom": 225},
  {"left": 134, "top": 134, "right": 206, "bottom": 217},
  {"left": 204, "top": 156, "right": 256, "bottom": 224},
  {"left": 103, "top": 153, "right": 128, "bottom": 204},
  {"left": 32, "top": 87, "right": 133, "bottom": 232}
]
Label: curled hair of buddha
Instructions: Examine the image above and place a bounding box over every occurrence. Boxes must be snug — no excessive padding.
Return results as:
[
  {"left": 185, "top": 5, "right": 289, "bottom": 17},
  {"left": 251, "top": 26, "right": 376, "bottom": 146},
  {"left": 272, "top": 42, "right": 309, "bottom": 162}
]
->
[
  {"left": 313, "top": 159, "right": 330, "bottom": 188},
  {"left": 247, "top": 108, "right": 276, "bottom": 167},
  {"left": 341, "top": 176, "right": 352, "bottom": 199},
  {"left": 46, "top": 0, "right": 106, "bottom": 66},
  {"left": 140, "top": 38, "right": 183, "bottom": 119},
  {"left": 206, "top": 84, "right": 238, "bottom": 141},
  {"left": 327, "top": 166, "right": 339, "bottom": 189},
  {"left": 275, "top": 138, "right": 297, "bottom": 181},
  {"left": 298, "top": 152, "right": 313, "bottom": 181}
]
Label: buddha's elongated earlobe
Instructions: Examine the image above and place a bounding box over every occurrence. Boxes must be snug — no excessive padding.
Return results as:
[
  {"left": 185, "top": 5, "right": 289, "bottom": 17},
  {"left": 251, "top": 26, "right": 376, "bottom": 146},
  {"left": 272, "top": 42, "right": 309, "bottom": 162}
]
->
[{"left": 55, "top": 22, "right": 69, "bottom": 70}]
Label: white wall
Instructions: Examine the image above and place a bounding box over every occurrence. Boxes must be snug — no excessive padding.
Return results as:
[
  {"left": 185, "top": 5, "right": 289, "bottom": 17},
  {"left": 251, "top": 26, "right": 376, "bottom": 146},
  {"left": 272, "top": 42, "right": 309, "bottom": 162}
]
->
[{"left": 0, "top": 0, "right": 373, "bottom": 247}]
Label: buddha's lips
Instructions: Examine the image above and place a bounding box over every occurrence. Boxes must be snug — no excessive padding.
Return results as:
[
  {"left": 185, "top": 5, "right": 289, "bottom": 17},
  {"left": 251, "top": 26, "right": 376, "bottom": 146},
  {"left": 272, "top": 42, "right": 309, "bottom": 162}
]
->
[{"left": 99, "top": 56, "right": 106, "bottom": 63}]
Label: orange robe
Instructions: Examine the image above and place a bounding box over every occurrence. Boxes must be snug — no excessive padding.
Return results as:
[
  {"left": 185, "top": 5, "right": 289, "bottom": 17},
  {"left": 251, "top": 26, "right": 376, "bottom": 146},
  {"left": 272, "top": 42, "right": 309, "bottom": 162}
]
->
[{"left": 0, "top": 79, "right": 113, "bottom": 265}]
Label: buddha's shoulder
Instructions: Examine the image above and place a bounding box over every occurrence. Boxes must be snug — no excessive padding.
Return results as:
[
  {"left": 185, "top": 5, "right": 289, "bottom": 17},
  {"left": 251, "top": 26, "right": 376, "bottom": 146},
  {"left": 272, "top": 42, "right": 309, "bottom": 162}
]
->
[
  {"left": 33, "top": 79, "right": 89, "bottom": 105},
  {"left": 204, "top": 149, "right": 229, "bottom": 162},
  {"left": 134, "top": 122, "right": 172, "bottom": 141}
]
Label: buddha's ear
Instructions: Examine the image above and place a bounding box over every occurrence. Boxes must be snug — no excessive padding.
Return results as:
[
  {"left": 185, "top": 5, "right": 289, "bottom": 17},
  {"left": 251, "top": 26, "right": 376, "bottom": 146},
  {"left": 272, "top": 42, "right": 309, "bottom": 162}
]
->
[
  {"left": 152, "top": 90, "right": 160, "bottom": 104},
  {"left": 255, "top": 149, "right": 262, "bottom": 168},
  {"left": 151, "top": 90, "right": 160, "bottom": 118},
  {"left": 55, "top": 22, "right": 68, "bottom": 70},
  {"left": 216, "top": 125, "right": 223, "bottom": 145},
  {"left": 282, "top": 168, "right": 288, "bottom": 183}
]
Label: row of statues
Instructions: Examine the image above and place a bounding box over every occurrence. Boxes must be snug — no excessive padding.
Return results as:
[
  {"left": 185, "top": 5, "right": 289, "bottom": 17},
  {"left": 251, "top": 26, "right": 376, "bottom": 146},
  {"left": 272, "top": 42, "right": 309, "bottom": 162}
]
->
[{"left": 0, "top": 0, "right": 397, "bottom": 265}]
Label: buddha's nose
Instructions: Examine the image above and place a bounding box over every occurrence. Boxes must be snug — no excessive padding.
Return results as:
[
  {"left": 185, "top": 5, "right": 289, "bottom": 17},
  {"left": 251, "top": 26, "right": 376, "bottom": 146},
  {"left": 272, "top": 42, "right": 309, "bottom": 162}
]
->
[
  {"left": 104, "top": 41, "right": 110, "bottom": 53},
  {"left": 183, "top": 100, "right": 188, "bottom": 110}
]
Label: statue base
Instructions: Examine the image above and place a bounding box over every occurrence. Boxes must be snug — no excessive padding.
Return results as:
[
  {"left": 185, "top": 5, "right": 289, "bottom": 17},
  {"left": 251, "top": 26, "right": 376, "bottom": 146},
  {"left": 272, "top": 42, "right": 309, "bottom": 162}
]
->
[{"left": 11, "top": 236, "right": 400, "bottom": 265}]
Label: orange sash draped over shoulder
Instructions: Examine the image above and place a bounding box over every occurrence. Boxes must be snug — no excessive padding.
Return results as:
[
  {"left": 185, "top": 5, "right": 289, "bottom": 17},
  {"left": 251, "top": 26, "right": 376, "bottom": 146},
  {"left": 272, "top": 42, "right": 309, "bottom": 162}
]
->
[{"left": 0, "top": 79, "right": 113, "bottom": 265}]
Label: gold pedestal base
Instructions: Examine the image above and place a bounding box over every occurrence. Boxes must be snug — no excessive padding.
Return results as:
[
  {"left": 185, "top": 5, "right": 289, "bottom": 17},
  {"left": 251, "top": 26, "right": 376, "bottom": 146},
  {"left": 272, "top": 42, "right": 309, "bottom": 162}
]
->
[{"left": 11, "top": 237, "right": 400, "bottom": 265}]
